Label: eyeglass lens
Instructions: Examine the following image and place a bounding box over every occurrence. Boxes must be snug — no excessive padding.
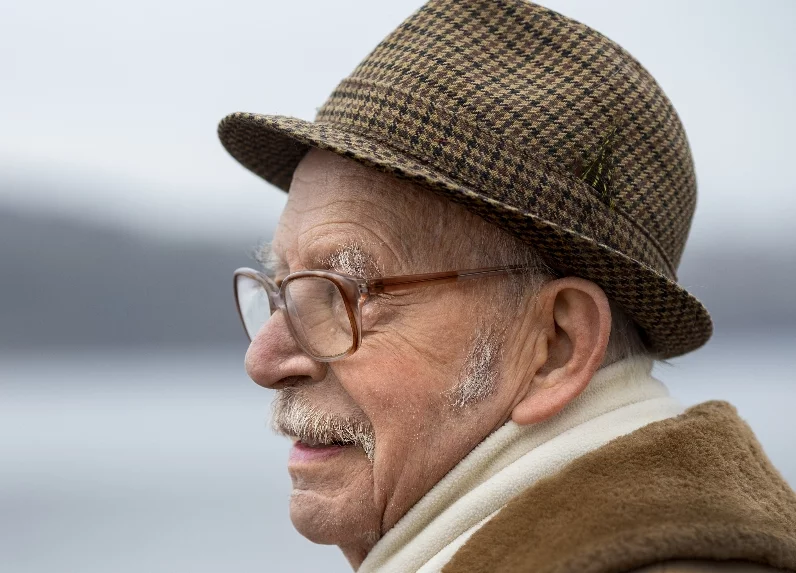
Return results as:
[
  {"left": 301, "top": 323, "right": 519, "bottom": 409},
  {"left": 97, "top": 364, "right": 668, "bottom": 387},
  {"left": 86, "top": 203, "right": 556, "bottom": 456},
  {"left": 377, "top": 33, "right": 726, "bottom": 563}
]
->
[
  {"left": 283, "top": 277, "right": 354, "bottom": 358},
  {"left": 235, "top": 274, "right": 355, "bottom": 359},
  {"left": 235, "top": 274, "right": 273, "bottom": 341}
]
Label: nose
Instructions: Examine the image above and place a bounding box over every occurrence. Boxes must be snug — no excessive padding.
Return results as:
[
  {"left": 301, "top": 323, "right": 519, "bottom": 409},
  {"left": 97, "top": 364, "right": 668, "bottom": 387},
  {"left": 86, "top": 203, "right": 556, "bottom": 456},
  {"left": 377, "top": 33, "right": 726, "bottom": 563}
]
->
[{"left": 245, "top": 309, "right": 326, "bottom": 389}]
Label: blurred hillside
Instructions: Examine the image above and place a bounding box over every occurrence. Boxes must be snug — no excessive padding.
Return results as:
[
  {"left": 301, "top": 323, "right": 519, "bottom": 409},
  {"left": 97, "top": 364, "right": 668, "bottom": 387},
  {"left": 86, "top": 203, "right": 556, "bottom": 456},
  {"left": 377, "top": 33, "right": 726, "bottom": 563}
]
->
[
  {"left": 1, "top": 205, "right": 794, "bottom": 350},
  {"left": 0, "top": 208, "right": 252, "bottom": 348}
]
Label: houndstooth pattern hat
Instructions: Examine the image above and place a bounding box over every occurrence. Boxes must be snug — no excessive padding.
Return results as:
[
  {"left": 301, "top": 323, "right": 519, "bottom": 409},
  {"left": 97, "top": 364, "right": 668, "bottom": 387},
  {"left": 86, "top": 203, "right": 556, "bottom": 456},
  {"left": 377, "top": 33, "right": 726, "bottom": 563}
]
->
[{"left": 218, "top": 0, "right": 712, "bottom": 358}]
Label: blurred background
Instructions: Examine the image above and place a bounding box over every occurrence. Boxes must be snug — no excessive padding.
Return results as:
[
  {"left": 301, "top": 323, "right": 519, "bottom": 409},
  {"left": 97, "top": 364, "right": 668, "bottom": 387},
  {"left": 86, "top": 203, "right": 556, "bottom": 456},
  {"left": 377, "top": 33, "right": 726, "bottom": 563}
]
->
[{"left": 1, "top": 0, "right": 795, "bottom": 571}]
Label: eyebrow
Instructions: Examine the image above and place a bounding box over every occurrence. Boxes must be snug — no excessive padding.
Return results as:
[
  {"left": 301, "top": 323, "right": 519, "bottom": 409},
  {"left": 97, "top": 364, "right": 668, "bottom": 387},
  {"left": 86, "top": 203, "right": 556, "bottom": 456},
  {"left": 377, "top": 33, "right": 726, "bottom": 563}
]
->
[
  {"left": 255, "top": 241, "right": 382, "bottom": 278},
  {"left": 320, "top": 243, "right": 381, "bottom": 277}
]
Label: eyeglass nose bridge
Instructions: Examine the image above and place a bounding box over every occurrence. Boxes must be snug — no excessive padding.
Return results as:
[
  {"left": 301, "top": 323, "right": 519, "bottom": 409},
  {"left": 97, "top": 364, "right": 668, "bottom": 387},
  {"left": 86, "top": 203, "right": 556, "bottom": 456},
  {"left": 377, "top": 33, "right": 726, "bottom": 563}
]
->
[
  {"left": 257, "top": 274, "right": 285, "bottom": 314},
  {"left": 266, "top": 288, "right": 285, "bottom": 313},
  {"left": 258, "top": 280, "right": 306, "bottom": 354}
]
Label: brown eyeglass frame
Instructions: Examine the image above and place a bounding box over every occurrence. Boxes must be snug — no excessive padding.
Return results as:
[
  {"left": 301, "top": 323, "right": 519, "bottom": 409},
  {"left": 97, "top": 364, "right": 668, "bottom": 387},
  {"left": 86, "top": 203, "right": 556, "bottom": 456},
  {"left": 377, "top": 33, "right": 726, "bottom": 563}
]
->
[{"left": 233, "top": 265, "right": 529, "bottom": 362}]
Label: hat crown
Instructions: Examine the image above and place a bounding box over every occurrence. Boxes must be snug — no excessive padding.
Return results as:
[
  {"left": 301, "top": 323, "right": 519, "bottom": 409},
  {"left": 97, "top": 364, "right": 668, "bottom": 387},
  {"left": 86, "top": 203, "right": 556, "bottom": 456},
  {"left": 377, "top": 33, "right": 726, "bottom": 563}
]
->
[
  {"left": 217, "top": 0, "right": 713, "bottom": 357},
  {"left": 316, "top": 0, "right": 696, "bottom": 274}
]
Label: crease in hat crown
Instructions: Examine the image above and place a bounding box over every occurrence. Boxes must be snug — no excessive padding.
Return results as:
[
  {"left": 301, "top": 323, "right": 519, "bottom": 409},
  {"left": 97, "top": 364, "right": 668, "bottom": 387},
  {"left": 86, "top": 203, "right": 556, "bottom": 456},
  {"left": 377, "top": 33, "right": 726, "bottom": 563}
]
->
[{"left": 217, "top": 0, "right": 713, "bottom": 358}]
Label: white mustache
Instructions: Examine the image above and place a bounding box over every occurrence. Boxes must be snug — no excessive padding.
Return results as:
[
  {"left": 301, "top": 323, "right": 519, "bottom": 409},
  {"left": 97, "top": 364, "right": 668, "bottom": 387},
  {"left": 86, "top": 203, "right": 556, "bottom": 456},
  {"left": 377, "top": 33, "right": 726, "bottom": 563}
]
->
[{"left": 271, "top": 388, "right": 376, "bottom": 461}]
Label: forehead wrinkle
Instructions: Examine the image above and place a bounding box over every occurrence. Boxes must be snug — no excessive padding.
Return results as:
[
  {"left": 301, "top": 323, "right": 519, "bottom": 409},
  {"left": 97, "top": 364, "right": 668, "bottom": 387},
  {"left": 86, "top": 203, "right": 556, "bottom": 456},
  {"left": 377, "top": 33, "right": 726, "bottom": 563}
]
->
[
  {"left": 290, "top": 150, "right": 466, "bottom": 272},
  {"left": 311, "top": 196, "right": 408, "bottom": 241},
  {"left": 295, "top": 221, "right": 402, "bottom": 276},
  {"left": 292, "top": 157, "right": 420, "bottom": 240},
  {"left": 294, "top": 191, "right": 409, "bottom": 267},
  {"left": 324, "top": 178, "right": 471, "bottom": 273},
  {"left": 291, "top": 157, "right": 395, "bottom": 203},
  {"left": 325, "top": 194, "right": 447, "bottom": 274}
]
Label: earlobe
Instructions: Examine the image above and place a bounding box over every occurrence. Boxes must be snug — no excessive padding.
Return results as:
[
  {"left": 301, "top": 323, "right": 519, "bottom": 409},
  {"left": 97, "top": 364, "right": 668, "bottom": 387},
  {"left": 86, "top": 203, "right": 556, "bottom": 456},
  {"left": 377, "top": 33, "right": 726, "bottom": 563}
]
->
[
  {"left": 511, "top": 278, "right": 611, "bottom": 426},
  {"left": 512, "top": 379, "right": 581, "bottom": 425}
]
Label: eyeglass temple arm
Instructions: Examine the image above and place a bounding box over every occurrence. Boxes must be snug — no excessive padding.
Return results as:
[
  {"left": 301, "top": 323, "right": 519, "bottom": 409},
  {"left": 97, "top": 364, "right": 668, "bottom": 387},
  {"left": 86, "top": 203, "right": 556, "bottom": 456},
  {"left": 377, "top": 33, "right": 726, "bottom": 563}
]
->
[{"left": 364, "top": 265, "right": 529, "bottom": 294}]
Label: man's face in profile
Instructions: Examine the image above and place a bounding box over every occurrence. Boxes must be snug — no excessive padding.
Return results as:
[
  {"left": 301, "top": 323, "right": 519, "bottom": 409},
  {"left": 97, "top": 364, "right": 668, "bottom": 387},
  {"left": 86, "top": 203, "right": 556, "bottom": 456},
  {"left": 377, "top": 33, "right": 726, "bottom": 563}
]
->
[{"left": 243, "top": 149, "right": 537, "bottom": 564}]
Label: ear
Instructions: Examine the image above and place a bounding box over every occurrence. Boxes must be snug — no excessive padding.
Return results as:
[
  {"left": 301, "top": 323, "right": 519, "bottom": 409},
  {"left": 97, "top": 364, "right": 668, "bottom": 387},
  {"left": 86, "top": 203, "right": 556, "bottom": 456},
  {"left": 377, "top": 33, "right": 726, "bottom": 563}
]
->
[{"left": 511, "top": 277, "right": 611, "bottom": 425}]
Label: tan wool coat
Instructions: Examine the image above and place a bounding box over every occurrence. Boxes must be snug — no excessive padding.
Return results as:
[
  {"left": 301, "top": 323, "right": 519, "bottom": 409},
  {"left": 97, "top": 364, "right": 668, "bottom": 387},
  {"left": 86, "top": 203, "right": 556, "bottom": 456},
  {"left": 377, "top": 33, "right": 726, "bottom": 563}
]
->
[{"left": 444, "top": 402, "right": 796, "bottom": 573}]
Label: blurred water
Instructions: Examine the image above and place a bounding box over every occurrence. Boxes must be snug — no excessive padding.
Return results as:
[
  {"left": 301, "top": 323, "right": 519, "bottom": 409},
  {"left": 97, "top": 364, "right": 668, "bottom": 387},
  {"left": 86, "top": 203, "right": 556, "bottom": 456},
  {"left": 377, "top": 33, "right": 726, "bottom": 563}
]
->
[{"left": 1, "top": 331, "right": 794, "bottom": 573}]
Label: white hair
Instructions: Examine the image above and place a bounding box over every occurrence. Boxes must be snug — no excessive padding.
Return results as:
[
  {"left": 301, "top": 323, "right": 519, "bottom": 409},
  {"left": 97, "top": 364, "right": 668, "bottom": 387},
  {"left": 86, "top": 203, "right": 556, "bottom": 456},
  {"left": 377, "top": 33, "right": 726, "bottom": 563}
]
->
[
  {"left": 447, "top": 327, "right": 501, "bottom": 409},
  {"left": 418, "top": 198, "right": 650, "bottom": 368},
  {"left": 271, "top": 387, "right": 376, "bottom": 461},
  {"left": 478, "top": 229, "right": 650, "bottom": 367}
]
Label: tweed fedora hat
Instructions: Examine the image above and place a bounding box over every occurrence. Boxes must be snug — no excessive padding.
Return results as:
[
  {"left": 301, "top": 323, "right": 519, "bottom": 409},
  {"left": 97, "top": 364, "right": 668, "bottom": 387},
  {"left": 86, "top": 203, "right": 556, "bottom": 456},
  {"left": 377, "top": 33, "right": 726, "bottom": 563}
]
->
[{"left": 218, "top": 0, "right": 712, "bottom": 358}]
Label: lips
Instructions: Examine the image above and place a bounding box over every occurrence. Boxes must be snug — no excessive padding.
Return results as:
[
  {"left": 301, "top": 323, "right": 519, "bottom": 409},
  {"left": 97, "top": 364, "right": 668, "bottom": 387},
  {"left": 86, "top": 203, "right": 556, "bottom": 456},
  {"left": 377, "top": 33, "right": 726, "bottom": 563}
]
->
[{"left": 289, "top": 439, "right": 349, "bottom": 463}]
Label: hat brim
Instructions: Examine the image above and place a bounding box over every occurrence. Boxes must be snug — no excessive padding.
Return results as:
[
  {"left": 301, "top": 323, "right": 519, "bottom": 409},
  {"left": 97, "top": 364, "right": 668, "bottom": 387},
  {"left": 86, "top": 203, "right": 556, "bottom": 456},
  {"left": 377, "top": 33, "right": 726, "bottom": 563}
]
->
[{"left": 218, "top": 111, "right": 713, "bottom": 359}]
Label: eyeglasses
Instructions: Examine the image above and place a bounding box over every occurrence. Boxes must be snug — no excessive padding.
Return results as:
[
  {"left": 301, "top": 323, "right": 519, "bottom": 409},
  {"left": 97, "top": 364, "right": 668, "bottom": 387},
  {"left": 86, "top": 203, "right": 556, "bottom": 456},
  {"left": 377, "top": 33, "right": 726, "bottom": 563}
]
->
[{"left": 233, "top": 265, "right": 528, "bottom": 362}]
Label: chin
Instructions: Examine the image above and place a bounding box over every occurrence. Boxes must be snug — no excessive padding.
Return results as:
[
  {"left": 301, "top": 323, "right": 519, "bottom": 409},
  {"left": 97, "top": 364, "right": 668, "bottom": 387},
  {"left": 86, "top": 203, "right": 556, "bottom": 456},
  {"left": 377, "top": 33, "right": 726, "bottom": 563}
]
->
[
  {"left": 289, "top": 489, "right": 345, "bottom": 545},
  {"left": 290, "top": 488, "right": 381, "bottom": 547}
]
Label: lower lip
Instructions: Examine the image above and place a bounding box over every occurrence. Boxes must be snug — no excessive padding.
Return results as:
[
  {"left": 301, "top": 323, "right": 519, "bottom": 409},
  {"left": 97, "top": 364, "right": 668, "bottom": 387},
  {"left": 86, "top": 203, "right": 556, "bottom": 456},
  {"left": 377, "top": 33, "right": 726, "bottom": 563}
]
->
[{"left": 289, "top": 441, "right": 348, "bottom": 463}]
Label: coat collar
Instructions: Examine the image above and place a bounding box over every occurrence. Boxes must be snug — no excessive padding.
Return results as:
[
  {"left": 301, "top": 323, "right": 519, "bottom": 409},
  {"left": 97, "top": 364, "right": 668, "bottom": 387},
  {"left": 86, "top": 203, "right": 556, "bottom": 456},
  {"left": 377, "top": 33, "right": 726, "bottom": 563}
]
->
[{"left": 446, "top": 401, "right": 796, "bottom": 573}]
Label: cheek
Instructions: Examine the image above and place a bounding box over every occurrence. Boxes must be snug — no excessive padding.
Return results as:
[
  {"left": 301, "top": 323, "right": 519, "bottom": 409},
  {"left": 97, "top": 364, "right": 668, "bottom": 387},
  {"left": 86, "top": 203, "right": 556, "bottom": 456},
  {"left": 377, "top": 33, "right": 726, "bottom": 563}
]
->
[
  {"left": 335, "top": 292, "right": 486, "bottom": 447},
  {"left": 332, "top": 317, "right": 502, "bottom": 520},
  {"left": 367, "top": 299, "right": 476, "bottom": 370},
  {"left": 340, "top": 353, "right": 439, "bottom": 419},
  {"left": 338, "top": 318, "right": 474, "bottom": 433},
  {"left": 335, "top": 352, "right": 453, "bottom": 504}
]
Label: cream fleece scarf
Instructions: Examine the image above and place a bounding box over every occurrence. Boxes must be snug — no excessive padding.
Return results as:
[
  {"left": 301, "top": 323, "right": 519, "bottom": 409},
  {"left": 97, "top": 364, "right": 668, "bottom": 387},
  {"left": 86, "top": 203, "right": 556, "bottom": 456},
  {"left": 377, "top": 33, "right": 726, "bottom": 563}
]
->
[{"left": 357, "top": 357, "right": 684, "bottom": 573}]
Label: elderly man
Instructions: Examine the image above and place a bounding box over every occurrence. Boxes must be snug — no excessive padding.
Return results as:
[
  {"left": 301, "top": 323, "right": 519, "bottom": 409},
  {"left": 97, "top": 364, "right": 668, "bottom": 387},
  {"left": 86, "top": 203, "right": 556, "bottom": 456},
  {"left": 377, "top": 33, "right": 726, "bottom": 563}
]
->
[{"left": 218, "top": 1, "right": 796, "bottom": 571}]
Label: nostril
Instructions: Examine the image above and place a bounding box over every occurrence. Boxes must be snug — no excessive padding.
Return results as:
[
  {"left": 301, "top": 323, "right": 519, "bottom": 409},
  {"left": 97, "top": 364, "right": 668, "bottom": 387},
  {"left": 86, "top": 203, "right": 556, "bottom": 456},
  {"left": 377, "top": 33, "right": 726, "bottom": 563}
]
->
[{"left": 270, "top": 375, "right": 315, "bottom": 391}]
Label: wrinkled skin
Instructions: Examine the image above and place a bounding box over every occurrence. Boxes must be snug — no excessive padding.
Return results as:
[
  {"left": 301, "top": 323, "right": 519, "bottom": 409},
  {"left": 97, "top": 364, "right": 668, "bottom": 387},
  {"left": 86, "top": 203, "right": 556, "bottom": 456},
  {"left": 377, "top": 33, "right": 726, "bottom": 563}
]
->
[{"left": 244, "top": 149, "right": 611, "bottom": 567}]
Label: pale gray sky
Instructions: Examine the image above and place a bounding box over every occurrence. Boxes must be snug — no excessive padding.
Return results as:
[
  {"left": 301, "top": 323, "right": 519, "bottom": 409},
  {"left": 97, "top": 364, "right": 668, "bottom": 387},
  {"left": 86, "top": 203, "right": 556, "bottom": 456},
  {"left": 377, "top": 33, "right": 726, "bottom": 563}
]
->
[{"left": 1, "top": 0, "right": 794, "bottom": 247}]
